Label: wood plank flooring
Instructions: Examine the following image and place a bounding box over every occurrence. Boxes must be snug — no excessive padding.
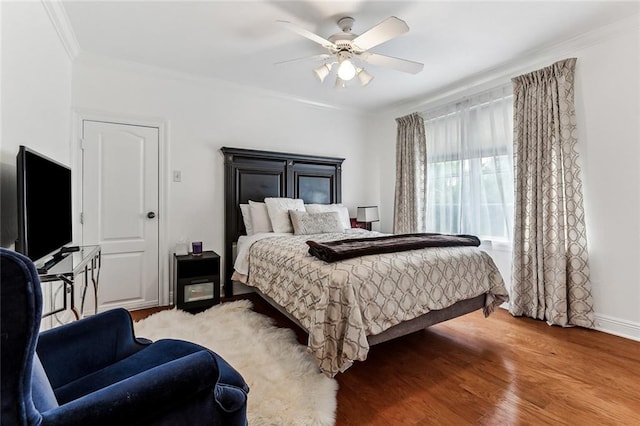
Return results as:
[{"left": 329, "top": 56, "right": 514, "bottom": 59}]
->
[{"left": 130, "top": 296, "right": 640, "bottom": 425}]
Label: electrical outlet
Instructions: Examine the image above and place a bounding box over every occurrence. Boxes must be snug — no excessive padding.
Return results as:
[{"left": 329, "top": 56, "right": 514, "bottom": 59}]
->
[{"left": 173, "top": 170, "right": 182, "bottom": 182}]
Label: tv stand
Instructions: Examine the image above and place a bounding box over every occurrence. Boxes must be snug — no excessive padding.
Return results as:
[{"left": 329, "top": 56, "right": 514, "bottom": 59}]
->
[
  {"left": 37, "top": 247, "right": 83, "bottom": 274},
  {"left": 38, "top": 245, "right": 101, "bottom": 320}
]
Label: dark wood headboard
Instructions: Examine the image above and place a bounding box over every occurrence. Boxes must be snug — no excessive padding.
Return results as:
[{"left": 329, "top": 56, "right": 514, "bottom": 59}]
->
[{"left": 221, "top": 147, "right": 345, "bottom": 296}]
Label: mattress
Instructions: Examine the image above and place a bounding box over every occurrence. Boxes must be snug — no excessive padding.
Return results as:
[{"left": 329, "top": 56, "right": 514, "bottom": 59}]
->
[{"left": 236, "top": 231, "right": 509, "bottom": 376}]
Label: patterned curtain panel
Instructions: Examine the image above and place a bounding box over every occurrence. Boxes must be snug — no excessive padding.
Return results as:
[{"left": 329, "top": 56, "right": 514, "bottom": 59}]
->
[
  {"left": 510, "top": 58, "right": 595, "bottom": 328},
  {"left": 393, "top": 112, "right": 426, "bottom": 234}
]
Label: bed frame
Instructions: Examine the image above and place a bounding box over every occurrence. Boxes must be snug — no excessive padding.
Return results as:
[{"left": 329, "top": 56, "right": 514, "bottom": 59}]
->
[
  {"left": 222, "top": 146, "right": 344, "bottom": 297},
  {"left": 222, "top": 146, "right": 487, "bottom": 346}
]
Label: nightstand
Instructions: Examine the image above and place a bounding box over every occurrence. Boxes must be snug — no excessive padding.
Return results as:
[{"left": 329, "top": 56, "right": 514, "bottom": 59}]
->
[
  {"left": 350, "top": 218, "right": 371, "bottom": 231},
  {"left": 173, "top": 251, "right": 220, "bottom": 311}
]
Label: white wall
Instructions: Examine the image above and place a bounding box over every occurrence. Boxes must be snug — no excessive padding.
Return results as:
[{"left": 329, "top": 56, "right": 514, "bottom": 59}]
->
[
  {"left": 71, "top": 58, "right": 373, "bottom": 293},
  {"left": 371, "top": 17, "right": 640, "bottom": 340},
  {"left": 0, "top": 1, "right": 73, "bottom": 247},
  {"left": 575, "top": 23, "right": 639, "bottom": 338},
  {"left": 0, "top": 1, "right": 74, "bottom": 328}
]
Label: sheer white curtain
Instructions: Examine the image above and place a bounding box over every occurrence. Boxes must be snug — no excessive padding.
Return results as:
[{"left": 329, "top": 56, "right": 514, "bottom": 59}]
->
[{"left": 423, "top": 86, "right": 514, "bottom": 242}]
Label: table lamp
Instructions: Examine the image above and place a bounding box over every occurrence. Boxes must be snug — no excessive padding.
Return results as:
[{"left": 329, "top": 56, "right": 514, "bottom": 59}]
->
[{"left": 356, "top": 206, "right": 380, "bottom": 231}]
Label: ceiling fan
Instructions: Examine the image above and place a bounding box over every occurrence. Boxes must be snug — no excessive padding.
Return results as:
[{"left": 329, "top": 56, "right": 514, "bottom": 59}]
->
[{"left": 276, "top": 16, "right": 424, "bottom": 88}]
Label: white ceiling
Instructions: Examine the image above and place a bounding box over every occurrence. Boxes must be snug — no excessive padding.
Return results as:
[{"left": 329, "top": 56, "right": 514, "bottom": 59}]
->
[{"left": 61, "top": 1, "right": 639, "bottom": 112}]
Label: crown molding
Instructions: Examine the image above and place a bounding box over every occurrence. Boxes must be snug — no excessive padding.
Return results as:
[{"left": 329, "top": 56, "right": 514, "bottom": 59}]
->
[
  {"left": 41, "top": 0, "right": 80, "bottom": 61},
  {"left": 386, "top": 13, "right": 640, "bottom": 116},
  {"left": 74, "top": 53, "right": 367, "bottom": 116}
]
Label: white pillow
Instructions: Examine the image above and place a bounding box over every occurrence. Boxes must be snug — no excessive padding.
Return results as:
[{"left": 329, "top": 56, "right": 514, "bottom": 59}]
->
[
  {"left": 304, "top": 204, "right": 350, "bottom": 230},
  {"left": 264, "top": 197, "right": 305, "bottom": 233},
  {"left": 239, "top": 204, "right": 254, "bottom": 236},
  {"left": 289, "top": 211, "right": 344, "bottom": 235},
  {"left": 248, "top": 201, "right": 273, "bottom": 233}
]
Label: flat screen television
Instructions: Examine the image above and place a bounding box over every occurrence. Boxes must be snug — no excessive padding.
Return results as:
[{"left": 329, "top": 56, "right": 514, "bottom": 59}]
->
[{"left": 16, "top": 145, "right": 73, "bottom": 265}]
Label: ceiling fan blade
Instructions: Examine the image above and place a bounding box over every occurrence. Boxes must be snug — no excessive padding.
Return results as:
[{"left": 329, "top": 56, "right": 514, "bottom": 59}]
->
[
  {"left": 277, "top": 20, "right": 336, "bottom": 50},
  {"left": 359, "top": 52, "right": 424, "bottom": 74},
  {"left": 274, "top": 54, "right": 331, "bottom": 66},
  {"left": 351, "top": 16, "right": 409, "bottom": 52}
]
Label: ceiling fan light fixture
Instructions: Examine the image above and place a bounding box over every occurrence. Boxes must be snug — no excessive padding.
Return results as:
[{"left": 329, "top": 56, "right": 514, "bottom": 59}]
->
[
  {"left": 277, "top": 16, "right": 424, "bottom": 88},
  {"left": 313, "top": 63, "right": 332, "bottom": 82},
  {"left": 337, "top": 59, "right": 356, "bottom": 81},
  {"left": 357, "top": 68, "right": 374, "bottom": 86}
]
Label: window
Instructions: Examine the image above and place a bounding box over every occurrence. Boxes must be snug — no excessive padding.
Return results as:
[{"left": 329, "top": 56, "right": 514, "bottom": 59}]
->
[{"left": 424, "top": 86, "right": 514, "bottom": 242}]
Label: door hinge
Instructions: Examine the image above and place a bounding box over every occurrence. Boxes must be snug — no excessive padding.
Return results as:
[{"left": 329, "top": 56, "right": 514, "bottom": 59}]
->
[
  {"left": 80, "top": 212, "right": 84, "bottom": 224},
  {"left": 80, "top": 138, "right": 86, "bottom": 150}
]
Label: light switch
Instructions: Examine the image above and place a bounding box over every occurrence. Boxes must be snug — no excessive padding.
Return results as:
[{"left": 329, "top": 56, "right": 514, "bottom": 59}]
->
[{"left": 173, "top": 170, "right": 182, "bottom": 182}]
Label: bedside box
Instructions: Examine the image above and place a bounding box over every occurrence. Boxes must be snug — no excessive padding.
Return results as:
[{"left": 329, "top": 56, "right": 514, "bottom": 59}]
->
[
  {"left": 173, "top": 251, "right": 220, "bottom": 311},
  {"left": 350, "top": 217, "right": 371, "bottom": 231}
]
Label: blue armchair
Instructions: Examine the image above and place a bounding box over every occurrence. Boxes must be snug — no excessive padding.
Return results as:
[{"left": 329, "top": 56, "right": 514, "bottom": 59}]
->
[{"left": 0, "top": 248, "right": 249, "bottom": 425}]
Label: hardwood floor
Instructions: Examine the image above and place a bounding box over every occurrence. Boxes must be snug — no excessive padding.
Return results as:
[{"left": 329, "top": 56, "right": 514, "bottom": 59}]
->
[
  {"left": 130, "top": 296, "right": 640, "bottom": 425},
  {"left": 128, "top": 305, "right": 172, "bottom": 321}
]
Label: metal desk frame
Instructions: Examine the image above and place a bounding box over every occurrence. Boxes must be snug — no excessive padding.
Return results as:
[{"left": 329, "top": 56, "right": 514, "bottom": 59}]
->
[{"left": 38, "top": 245, "right": 102, "bottom": 320}]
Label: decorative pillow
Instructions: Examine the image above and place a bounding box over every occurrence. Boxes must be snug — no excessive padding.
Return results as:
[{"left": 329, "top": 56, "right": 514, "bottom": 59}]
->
[
  {"left": 304, "top": 204, "right": 350, "bottom": 230},
  {"left": 248, "top": 201, "right": 273, "bottom": 233},
  {"left": 289, "top": 211, "right": 345, "bottom": 235},
  {"left": 239, "top": 204, "right": 254, "bottom": 236},
  {"left": 264, "top": 197, "right": 305, "bottom": 233}
]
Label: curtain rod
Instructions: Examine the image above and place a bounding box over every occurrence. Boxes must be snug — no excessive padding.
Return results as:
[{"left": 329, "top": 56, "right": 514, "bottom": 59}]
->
[{"left": 421, "top": 85, "right": 513, "bottom": 120}]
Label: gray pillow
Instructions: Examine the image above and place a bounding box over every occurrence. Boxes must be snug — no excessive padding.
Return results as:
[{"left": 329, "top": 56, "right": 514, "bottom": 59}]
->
[{"left": 289, "top": 211, "right": 344, "bottom": 235}]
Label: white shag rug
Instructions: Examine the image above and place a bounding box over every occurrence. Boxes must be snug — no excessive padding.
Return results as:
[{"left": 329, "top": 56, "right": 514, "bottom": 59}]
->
[{"left": 134, "top": 300, "right": 338, "bottom": 426}]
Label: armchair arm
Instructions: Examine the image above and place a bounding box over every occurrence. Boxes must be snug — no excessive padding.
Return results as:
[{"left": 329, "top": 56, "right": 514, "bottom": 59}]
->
[
  {"left": 37, "top": 309, "right": 148, "bottom": 388},
  {"left": 214, "top": 352, "right": 250, "bottom": 393},
  {"left": 40, "top": 351, "right": 246, "bottom": 426}
]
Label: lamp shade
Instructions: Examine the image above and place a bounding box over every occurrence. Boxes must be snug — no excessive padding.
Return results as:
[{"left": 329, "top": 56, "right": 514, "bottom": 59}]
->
[
  {"left": 356, "top": 206, "right": 379, "bottom": 223},
  {"left": 313, "top": 63, "right": 332, "bottom": 83},
  {"left": 335, "top": 76, "right": 347, "bottom": 89},
  {"left": 357, "top": 68, "right": 374, "bottom": 86}
]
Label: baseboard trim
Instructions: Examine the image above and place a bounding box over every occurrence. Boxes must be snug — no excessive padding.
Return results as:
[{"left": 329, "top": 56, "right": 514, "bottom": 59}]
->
[
  {"left": 500, "top": 305, "right": 640, "bottom": 342},
  {"left": 594, "top": 314, "right": 640, "bottom": 342}
]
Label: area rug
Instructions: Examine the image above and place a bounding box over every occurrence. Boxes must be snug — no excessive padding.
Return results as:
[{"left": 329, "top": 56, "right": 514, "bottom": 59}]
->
[{"left": 134, "top": 300, "right": 338, "bottom": 426}]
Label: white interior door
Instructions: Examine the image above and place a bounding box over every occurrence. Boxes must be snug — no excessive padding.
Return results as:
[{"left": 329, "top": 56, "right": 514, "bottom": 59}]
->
[{"left": 82, "top": 120, "right": 159, "bottom": 311}]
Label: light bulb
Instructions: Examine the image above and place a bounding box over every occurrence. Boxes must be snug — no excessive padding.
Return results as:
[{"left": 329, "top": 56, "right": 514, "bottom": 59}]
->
[{"left": 337, "top": 59, "right": 356, "bottom": 81}]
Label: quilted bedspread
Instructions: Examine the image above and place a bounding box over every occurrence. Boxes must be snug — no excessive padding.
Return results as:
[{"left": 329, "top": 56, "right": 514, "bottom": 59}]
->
[{"left": 246, "top": 232, "right": 509, "bottom": 377}]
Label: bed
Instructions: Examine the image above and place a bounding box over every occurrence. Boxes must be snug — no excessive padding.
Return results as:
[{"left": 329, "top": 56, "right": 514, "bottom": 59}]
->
[{"left": 221, "top": 147, "right": 509, "bottom": 376}]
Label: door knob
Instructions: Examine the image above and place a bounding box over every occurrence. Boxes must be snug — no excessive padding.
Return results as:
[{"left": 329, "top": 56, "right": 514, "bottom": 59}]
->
[{"left": 147, "top": 212, "right": 156, "bottom": 219}]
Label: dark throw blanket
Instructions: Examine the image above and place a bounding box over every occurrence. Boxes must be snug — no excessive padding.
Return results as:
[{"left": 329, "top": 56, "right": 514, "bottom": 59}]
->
[{"left": 306, "top": 233, "right": 481, "bottom": 263}]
